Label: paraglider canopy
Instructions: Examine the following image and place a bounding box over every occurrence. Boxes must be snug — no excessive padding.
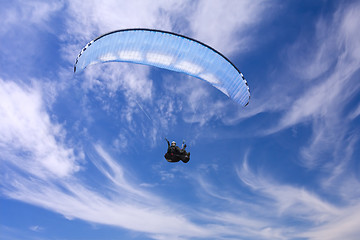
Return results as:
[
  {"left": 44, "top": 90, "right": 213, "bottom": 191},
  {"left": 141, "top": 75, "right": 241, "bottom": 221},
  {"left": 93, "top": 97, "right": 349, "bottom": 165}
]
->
[{"left": 74, "top": 28, "right": 250, "bottom": 106}]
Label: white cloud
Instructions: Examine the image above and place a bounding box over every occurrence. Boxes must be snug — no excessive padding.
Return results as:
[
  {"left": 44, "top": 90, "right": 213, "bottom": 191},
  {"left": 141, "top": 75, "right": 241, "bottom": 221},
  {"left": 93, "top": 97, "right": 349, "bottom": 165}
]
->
[
  {"left": 64, "top": 0, "right": 183, "bottom": 43},
  {"left": 237, "top": 159, "right": 340, "bottom": 219},
  {"left": 285, "top": 19, "right": 338, "bottom": 80},
  {"left": 251, "top": 2, "right": 360, "bottom": 172},
  {"left": 81, "top": 63, "right": 152, "bottom": 101},
  {"left": 61, "top": 0, "right": 187, "bottom": 69},
  {"left": 161, "top": 75, "right": 229, "bottom": 129},
  {"left": 1, "top": 76, "right": 358, "bottom": 239},
  {"left": 220, "top": 2, "right": 360, "bottom": 134},
  {"left": 29, "top": 225, "right": 43, "bottom": 232},
  {"left": 280, "top": 2, "right": 360, "bottom": 127},
  {"left": 112, "top": 133, "right": 128, "bottom": 152},
  {"left": 348, "top": 103, "right": 360, "bottom": 120},
  {"left": 234, "top": 157, "right": 360, "bottom": 240},
  {"left": 1, "top": 1, "right": 66, "bottom": 80},
  {"left": 300, "top": 204, "right": 360, "bottom": 240},
  {"left": 0, "top": 79, "right": 79, "bottom": 178},
  {"left": 2, "top": 142, "right": 214, "bottom": 239},
  {"left": 1, "top": 0, "right": 63, "bottom": 34},
  {"left": 188, "top": 0, "right": 270, "bottom": 55},
  {"left": 3, "top": 1, "right": 360, "bottom": 240}
]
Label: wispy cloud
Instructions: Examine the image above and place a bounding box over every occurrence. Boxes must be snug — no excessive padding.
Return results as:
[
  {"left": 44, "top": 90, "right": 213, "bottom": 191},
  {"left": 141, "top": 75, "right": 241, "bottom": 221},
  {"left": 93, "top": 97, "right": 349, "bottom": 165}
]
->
[
  {"left": 234, "top": 156, "right": 360, "bottom": 240},
  {"left": 279, "top": 2, "right": 360, "bottom": 172},
  {"left": 29, "top": 225, "right": 43, "bottom": 232},
  {"left": 2, "top": 1, "right": 360, "bottom": 240},
  {"left": 238, "top": 160, "right": 340, "bottom": 221},
  {"left": 2, "top": 139, "right": 206, "bottom": 239},
  {"left": 218, "top": 2, "right": 360, "bottom": 177},
  {"left": 0, "top": 78, "right": 79, "bottom": 179},
  {"left": 1, "top": 79, "right": 360, "bottom": 240},
  {"left": 300, "top": 203, "right": 360, "bottom": 240},
  {"left": 0, "top": 80, "right": 205, "bottom": 238},
  {"left": 222, "top": 2, "right": 360, "bottom": 134}
]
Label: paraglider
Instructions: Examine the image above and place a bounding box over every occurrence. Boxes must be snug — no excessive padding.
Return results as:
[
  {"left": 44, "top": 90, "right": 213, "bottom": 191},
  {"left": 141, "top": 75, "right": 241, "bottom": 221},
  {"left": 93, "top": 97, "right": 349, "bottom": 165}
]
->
[
  {"left": 74, "top": 28, "right": 250, "bottom": 163},
  {"left": 74, "top": 28, "right": 250, "bottom": 106},
  {"left": 164, "top": 138, "right": 190, "bottom": 163}
]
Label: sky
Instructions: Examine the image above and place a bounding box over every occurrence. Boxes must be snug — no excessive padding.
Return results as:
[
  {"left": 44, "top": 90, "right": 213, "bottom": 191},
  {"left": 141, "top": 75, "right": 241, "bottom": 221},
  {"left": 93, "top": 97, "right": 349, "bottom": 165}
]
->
[{"left": 1, "top": 0, "right": 360, "bottom": 240}]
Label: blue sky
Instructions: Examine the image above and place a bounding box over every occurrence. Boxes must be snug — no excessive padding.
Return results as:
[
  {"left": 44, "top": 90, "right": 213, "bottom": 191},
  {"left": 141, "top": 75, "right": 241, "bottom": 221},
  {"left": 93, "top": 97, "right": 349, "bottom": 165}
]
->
[{"left": 1, "top": 0, "right": 360, "bottom": 239}]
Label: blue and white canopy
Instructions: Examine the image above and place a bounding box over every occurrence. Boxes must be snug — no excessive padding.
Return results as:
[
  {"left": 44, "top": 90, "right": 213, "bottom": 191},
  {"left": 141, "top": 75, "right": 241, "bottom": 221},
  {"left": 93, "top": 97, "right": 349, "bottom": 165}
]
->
[{"left": 74, "top": 29, "right": 250, "bottom": 106}]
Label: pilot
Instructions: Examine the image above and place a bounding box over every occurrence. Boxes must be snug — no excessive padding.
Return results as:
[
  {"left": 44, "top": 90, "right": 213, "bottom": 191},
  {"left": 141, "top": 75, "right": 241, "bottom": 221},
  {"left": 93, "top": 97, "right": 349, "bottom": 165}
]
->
[{"left": 164, "top": 138, "right": 190, "bottom": 163}]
